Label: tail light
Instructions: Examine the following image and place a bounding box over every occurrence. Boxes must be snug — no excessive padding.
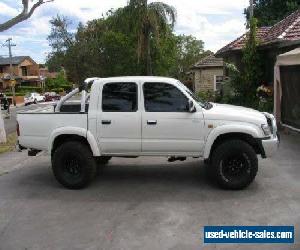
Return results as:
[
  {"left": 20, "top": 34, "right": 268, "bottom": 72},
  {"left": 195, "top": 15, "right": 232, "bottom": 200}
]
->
[{"left": 16, "top": 122, "right": 20, "bottom": 136}]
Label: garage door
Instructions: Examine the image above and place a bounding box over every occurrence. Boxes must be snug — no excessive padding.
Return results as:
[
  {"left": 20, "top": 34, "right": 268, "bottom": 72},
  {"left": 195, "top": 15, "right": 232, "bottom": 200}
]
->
[{"left": 280, "top": 65, "right": 300, "bottom": 129}]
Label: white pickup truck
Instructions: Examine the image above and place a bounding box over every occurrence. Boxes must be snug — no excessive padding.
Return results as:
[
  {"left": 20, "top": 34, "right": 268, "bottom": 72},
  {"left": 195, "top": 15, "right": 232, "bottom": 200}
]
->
[{"left": 17, "top": 77, "right": 279, "bottom": 190}]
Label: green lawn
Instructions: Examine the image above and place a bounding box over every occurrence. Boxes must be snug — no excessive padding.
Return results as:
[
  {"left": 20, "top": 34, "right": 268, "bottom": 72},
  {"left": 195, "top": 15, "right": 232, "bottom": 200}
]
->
[{"left": 0, "top": 133, "right": 17, "bottom": 154}]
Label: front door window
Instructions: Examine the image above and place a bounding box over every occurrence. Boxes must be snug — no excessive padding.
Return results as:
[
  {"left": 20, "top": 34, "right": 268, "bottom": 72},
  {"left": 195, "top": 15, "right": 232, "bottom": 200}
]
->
[{"left": 143, "top": 82, "right": 188, "bottom": 112}]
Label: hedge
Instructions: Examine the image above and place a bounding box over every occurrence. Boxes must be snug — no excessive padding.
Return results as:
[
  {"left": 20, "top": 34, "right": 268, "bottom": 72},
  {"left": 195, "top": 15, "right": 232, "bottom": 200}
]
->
[
  {"left": 16, "top": 86, "right": 42, "bottom": 93},
  {"left": 5, "top": 92, "right": 25, "bottom": 96},
  {"left": 59, "top": 84, "right": 72, "bottom": 91},
  {"left": 51, "top": 88, "right": 65, "bottom": 93}
]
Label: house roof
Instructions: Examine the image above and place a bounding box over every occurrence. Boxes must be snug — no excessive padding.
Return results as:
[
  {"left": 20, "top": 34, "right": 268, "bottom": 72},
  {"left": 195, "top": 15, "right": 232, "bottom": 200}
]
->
[
  {"left": 0, "top": 56, "right": 35, "bottom": 66},
  {"left": 217, "top": 9, "right": 300, "bottom": 55},
  {"left": 191, "top": 55, "right": 224, "bottom": 69}
]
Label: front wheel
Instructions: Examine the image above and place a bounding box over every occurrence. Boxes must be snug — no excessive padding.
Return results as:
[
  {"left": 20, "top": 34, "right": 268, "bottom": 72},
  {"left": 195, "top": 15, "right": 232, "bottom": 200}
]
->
[
  {"left": 52, "top": 141, "right": 97, "bottom": 189},
  {"left": 210, "top": 140, "right": 258, "bottom": 190}
]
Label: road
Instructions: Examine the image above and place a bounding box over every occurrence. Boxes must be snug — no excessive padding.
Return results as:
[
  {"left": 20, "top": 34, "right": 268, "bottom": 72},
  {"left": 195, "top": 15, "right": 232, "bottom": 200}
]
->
[{"left": 0, "top": 132, "right": 299, "bottom": 249}]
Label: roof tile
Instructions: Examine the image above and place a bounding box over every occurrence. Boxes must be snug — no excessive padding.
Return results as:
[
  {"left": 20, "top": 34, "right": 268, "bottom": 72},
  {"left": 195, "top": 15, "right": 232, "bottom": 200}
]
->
[
  {"left": 0, "top": 56, "right": 33, "bottom": 66},
  {"left": 192, "top": 55, "right": 224, "bottom": 68}
]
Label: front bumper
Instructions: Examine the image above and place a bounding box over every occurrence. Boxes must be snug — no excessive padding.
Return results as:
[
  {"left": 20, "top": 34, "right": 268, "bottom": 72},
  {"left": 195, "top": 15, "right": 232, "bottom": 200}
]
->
[
  {"left": 261, "top": 135, "right": 279, "bottom": 158},
  {"left": 260, "top": 113, "right": 280, "bottom": 158}
]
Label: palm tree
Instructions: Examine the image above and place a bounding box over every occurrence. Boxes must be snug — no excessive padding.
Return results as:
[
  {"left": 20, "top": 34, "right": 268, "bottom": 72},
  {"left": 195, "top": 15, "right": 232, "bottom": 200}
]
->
[{"left": 128, "top": 0, "right": 176, "bottom": 75}]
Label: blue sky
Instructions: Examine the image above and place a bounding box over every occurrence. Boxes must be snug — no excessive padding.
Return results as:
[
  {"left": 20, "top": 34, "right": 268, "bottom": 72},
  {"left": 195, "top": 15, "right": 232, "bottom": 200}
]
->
[{"left": 0, "top": 0, "right": 249, "bottom": 63}]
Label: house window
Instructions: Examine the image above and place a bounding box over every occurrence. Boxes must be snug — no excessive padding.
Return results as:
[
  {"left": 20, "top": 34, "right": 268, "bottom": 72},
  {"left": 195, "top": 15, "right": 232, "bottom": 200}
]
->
[
  {"left": 21, "top": 66, "right": 28, "bottom": 76},
  {"left": 214, "top": 75, "right": 224, "bottom": 91}
]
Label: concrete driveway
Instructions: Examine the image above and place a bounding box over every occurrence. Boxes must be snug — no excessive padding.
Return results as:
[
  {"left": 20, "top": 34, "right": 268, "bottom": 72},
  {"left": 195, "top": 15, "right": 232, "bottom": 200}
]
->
[{"left": 0, "top": 133, "right": 299, "bottom": 250}]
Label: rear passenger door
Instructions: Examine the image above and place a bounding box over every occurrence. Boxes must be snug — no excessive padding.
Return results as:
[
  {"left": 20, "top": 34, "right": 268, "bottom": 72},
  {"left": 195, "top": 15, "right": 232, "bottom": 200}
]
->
[{"left": 97, "top": 81, "right": 141, "bottom": 154}]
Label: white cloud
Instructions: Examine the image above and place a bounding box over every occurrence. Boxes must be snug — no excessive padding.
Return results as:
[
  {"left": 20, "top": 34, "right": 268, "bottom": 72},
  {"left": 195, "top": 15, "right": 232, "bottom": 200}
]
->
[
  {"left": 0, "top": 2, "right": 19, "bottom": 17},
  {"left": 50, "top": 0, "right": 127, "bottom": 22},
  {"left": 16, "top": 16, "right": 51, "bottom": 36},
  {"left": 164, "top": 0, "right": 248, "bottom": 51}
]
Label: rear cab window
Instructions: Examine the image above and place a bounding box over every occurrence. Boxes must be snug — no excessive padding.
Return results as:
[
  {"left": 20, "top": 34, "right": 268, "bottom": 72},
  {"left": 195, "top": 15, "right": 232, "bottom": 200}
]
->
[{"left": 102, "top": 82, "right": 138, "bottom": 112}]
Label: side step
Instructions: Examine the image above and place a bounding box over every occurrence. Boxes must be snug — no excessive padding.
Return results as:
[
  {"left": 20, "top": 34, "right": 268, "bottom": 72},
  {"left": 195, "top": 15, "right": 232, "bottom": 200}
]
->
[
  {"left": 28, "top": 149, "right": 42, "bottom": 156},
  {"left": 168, "top": 156, "right": 187, "bottom": 162}
]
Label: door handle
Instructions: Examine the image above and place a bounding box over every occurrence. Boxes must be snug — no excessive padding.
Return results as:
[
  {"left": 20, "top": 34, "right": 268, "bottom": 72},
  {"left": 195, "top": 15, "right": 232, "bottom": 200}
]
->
[
  {"left": 102, "top": 120, "right": 111, "bottom": 125},
  {"left": 147, "top": 120, "right": 157, "bottom": 125}
]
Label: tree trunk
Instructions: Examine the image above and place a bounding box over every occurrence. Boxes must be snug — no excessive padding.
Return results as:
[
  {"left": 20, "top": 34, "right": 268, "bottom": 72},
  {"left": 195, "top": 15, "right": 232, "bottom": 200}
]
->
[
  {"left": 145, "top": 28, "right": 152, "bottom": 76},
  {"left": 0, "top": 110, "right": 7, "bottom": 143}
]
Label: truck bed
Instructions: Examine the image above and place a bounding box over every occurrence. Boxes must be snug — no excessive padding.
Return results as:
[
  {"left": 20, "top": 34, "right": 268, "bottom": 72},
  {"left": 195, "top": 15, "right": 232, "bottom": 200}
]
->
[
  {"left": 17, "top": 102, "right": 89, "bottom": 151},
  {"left": 20, "top": 102, "right": 89, "bottom": 114}
]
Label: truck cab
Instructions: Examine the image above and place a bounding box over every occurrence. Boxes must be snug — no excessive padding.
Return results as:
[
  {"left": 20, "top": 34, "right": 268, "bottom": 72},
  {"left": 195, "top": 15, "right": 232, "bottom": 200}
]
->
[{"left": 17, "top": 77, "right": 279, "bottom": 190}]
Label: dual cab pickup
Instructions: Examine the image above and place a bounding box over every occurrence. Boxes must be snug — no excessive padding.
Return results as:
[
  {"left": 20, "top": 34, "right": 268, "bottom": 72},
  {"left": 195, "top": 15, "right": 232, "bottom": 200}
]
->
[{"left": 17, "top": 77, "right": 279, "bottom": 190}]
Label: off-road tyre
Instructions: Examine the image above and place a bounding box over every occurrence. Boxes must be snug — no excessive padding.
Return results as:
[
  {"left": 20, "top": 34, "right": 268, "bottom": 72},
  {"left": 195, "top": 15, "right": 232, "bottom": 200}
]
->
[
  {"left": 210, "top": 139, "right": 258, "bottom": 190},
  {"left": 52, "top": 141, "right": 97, "bottom": 189}
]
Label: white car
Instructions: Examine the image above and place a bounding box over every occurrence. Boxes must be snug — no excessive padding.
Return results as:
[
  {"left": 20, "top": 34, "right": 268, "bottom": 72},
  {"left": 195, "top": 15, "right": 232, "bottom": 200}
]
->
[
  {"left": 17, "top": 77, "right": 279, "bottom": 190},
  {"left": 24, "top": 92, "right": 45, "bottom": 106}
]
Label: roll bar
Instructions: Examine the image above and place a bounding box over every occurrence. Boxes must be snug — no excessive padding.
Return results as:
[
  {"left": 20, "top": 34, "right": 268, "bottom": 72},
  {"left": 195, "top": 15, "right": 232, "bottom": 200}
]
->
[{"left": 55, "top": 78, "right": 99, "bottom": 113}]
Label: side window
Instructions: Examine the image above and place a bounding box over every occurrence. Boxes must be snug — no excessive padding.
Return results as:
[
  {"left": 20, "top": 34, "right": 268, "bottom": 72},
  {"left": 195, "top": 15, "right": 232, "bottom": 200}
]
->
[
  {"left": 102, "top": 82, "right": 137, "bottom": 112},
  {"left": 214, "top": 75, "right": 224, "bottom": 91},
  {"left": 143, "top": 82, "right": 188, "bottom": 112}
]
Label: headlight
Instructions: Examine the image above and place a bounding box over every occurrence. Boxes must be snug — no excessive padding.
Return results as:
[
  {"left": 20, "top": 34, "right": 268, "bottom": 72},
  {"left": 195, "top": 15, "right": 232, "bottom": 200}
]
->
[{"left": 261, "top": 124, "right": 271, "bottom": 136}]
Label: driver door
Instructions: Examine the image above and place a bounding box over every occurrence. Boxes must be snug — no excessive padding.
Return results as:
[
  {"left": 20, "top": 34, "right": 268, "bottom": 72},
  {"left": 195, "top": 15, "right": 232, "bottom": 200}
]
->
[{"left": 141, "top": 82, "right": 205, "bottom": 155}]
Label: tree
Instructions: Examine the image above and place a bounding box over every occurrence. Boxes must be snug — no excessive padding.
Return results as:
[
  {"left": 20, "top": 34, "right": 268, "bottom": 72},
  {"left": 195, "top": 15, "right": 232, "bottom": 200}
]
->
[
  {"left": 173, "top": 35, "right": 212, "bottom": 80},
  {"left": 231, "top": 17, "right": 262, "bottom": 107},
  {"left": 45, "top": 70, "right": 72, "bottom": 92},
  {"left": 48, "top": 15, "right": 74, "bottom": 52},
  {"left": 126, "top": 0, "right": 177, "bottom": 75},
  {"left": 47, "top": 15, "right": 139, "bottom": 83},
  {"left": 46, "top": 3, "right": 209, "bottom": 83},
  {"left": 245, "top": 0, "right": 300, "bottom": 27},
  {"left": 0, "top": 0, "right": 54, "bottom": 32}
]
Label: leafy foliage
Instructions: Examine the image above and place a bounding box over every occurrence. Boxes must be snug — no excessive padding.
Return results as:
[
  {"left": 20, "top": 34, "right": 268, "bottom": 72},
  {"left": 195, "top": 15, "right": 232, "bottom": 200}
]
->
[
  {"left": 245, "top": 0, "right": 300, "bottom": 27},
  {"left": 240, "top": 18, "right": 262, "bottom": 107},
  {"left": 221, "top": 19, "right": 263, "bottom": 108},
  {"left": 45, "top": 70, "right": 72, "bottom": 92},
  {"left": 173, "top": 35, "right": 212, "bottom": 80}
]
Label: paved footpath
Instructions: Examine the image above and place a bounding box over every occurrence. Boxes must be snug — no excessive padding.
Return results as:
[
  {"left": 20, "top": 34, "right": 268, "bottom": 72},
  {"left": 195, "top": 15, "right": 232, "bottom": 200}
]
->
[{"left": 0, "top": 133, "right": 299, "bottom": 250}]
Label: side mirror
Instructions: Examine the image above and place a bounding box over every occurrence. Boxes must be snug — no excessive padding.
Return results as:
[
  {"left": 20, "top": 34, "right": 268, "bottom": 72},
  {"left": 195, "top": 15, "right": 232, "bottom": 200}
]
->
[{"left": 188, "top": 100, "right": 196, "bottom": 113}]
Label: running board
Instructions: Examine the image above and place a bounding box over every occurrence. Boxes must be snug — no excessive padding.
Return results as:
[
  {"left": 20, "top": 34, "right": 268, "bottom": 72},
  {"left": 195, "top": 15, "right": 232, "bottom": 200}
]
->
[{"left": 168, "top": 156, "right": 187, "bottom": 162}]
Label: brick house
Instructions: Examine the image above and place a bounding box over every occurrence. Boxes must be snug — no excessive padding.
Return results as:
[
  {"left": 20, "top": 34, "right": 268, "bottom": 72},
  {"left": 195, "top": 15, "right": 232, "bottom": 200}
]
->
[
  {"left": 190, "top": 55, "right": 224, "bottom": 93},
  {"left": 216, "top": 9, "right": 300, "bottom": 85},
  {"left": 0, "top": 56, "right": 41, "bottom": 91}
]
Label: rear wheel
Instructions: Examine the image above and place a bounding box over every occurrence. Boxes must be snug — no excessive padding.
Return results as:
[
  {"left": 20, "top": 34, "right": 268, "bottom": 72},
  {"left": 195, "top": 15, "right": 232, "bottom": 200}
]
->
[
  {"left": 210, "top": 140, "right": 258, "bottom": 190},
  {"left": 52, "top": 141, "right": 97, "bottom": 189}
]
